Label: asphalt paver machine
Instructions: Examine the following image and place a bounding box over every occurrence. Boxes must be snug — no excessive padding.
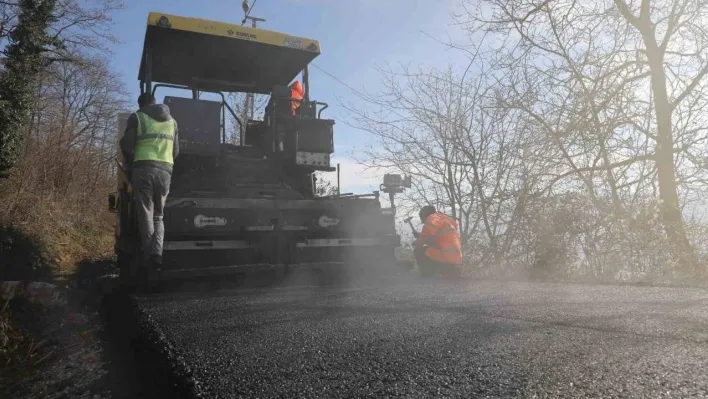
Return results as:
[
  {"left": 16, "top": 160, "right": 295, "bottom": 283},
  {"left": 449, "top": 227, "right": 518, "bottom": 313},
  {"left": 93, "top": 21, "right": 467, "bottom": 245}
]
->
[{"left": 108, "top": 12, "right": 411, "bottom": 285}]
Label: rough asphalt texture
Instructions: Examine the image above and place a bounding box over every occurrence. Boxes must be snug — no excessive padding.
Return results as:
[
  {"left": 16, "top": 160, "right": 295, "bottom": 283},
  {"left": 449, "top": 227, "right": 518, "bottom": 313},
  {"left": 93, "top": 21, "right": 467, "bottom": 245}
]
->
[{"left": 133, "top": 274, "right": 708, "bottom": 398}]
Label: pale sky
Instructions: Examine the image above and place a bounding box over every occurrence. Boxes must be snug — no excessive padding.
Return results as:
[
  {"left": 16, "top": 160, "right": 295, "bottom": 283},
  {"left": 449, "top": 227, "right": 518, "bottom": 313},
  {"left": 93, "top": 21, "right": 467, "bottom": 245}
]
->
[{"left": 109, "top": 0, "right": 469, "bottom": 193}]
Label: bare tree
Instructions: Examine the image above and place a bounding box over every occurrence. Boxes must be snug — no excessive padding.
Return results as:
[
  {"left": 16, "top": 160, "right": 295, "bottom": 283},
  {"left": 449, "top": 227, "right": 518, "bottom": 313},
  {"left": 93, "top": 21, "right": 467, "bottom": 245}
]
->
[
  {"left": 0, "top": 0, "right": 122, "bottom": 61},
  {"left": 313, "top": 172, "right": 338, "bottom": 197},
  {"left": 345, "top": 64, "right": 532, "bottom": 272},
  {"left": 0, "top": 0, "right": 123, "bottom": 176},
  {"left": 459, "top": 0, "right": 708, "bottom": 276},
  {"left": 2, "top": 49, "right": 128, "bottom": 229},
  {"left": 226, "top": 92, "right": 268, "bottom": 144}
]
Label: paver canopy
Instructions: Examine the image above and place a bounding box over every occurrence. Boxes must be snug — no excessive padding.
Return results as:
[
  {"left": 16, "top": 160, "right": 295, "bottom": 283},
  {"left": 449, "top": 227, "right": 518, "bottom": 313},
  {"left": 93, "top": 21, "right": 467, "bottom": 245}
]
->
[{"left": 139, "top": 12, "right": 321, "bottom": 94}]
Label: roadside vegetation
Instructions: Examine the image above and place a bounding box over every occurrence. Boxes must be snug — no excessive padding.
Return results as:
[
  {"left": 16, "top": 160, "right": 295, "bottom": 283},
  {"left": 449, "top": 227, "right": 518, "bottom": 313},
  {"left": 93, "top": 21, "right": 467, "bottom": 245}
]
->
[
  {"left": 351, "top": 0, "right": 708, "bottom": 283},
  {"left": 0, "top": 0, "right": 123, "bottom": 396},
  {"left": 0, "top": 0, "right": 124, "bottom": 274}
]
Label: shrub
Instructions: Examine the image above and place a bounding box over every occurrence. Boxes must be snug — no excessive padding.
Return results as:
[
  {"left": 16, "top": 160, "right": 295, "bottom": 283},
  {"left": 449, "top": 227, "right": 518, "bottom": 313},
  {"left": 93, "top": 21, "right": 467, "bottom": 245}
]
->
[{"left": 0, "top": 225, "right": 53, "bottom": 282}]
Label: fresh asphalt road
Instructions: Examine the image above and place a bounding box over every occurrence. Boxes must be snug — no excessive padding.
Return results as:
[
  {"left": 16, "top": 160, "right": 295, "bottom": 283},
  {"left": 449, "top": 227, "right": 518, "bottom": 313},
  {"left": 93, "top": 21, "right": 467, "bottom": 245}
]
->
[{"left": 134, "top": 272, "right": 708, "bottom": 398}]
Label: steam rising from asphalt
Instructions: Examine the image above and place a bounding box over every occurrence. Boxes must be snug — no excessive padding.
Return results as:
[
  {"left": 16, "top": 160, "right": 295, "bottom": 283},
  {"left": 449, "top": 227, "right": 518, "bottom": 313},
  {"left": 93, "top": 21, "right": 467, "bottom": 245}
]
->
[{"left": 154, "top": 249, "right": 416, "bottom": 296}]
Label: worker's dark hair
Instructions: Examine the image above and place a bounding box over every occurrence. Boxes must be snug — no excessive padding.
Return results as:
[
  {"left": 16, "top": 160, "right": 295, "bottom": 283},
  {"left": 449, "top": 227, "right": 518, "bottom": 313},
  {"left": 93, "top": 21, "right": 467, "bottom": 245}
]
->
[
  {"left": 138, "top": 93, "right": 156, "bottom": 108},
  {"left": 419, "top": 205, "right": 437, "bottom": 221}
]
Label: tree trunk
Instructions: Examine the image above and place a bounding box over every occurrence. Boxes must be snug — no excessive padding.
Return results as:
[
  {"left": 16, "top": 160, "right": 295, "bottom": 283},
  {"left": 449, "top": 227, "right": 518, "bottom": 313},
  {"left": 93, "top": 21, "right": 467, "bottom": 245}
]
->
[{"left": 644, "top": 37, "right": 700, "bottom": 276}]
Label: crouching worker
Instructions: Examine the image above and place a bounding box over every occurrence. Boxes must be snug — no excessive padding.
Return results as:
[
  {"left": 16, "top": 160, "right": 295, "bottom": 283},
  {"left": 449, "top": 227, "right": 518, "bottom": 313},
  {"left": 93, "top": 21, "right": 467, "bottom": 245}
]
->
[
  {"left": 120, "top": 93, "right": 179, "bottom": 274},
  {"left": 413, "top": 205, "right": 463, "bottom": 278}
]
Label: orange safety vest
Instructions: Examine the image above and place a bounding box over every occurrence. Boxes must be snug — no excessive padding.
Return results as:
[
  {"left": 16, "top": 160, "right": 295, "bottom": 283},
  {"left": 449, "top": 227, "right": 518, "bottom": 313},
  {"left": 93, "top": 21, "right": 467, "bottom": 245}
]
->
[
  {"left": 290, "top": 81, "right": 304, "bottom": 115},
  {"left": 419, "top": 213, "right": 462, "bottom": 265}
]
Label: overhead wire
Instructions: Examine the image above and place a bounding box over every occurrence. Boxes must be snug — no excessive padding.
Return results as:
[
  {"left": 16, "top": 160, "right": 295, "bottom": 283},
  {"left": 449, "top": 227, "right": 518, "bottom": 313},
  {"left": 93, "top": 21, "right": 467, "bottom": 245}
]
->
[
  {"left": 310, "top": 62, "right": 409, "bottom": 122},
  {"left": 241, "top": 0, "right": 258, "bottom": 25},
  {"left": 310, "top": 62, "right": 371, "bottom": 102},
  {"left": 310, "top": 63, "right": 408, "bottom": 196}
]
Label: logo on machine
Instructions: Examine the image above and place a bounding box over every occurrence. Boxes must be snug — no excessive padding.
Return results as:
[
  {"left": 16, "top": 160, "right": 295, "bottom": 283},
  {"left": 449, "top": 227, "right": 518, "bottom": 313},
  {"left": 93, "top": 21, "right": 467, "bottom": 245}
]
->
[
  {"left": 157, "top": 16, "right": 171, "bottom": 28},
  {"left": 284, "top": 37, "right": 303, "bottom": 49},
  {"left": 233, "top": 31, "right": 257, "bottom": 40},
  {"left": 318, "top": 215, "right": 339, "bottom": 228},
  {"left": 194, "top": 214, "right": 228, "bottom": 228}
]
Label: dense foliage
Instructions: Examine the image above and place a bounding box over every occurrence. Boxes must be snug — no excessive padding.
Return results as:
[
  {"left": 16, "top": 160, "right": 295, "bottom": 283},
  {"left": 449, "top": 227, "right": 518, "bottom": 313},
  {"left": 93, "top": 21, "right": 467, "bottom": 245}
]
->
[{"left": 0, "top": 0, "right": 59, "bottom": 176}]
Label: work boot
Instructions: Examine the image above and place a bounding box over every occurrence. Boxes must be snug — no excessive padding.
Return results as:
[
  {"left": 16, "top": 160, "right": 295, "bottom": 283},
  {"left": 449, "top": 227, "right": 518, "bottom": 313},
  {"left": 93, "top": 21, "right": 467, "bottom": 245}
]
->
[
  {"left": 149, "top": 254, "right": 163, "bottom": 278},
  {"left": 140, "top": 257, "right": 152, "bottom": 273},
  {"left": 150, "top": 254, "right": 163, "bottom": 267},
  {"left": 440, "top": 264, "right": 462, "bottom": 280}
]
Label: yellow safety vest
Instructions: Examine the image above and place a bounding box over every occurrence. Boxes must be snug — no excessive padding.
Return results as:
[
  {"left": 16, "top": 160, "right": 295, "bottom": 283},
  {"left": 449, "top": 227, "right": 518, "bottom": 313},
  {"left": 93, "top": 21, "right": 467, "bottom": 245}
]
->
[{"left": 133, "top": 111, "right": 176, "bottom": 165}]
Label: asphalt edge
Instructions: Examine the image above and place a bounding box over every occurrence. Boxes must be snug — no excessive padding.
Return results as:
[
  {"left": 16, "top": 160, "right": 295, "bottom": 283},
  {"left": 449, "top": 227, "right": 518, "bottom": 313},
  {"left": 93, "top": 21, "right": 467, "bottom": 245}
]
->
[{"left": 101, "top": 291, "right": 207, "bottom": 398}]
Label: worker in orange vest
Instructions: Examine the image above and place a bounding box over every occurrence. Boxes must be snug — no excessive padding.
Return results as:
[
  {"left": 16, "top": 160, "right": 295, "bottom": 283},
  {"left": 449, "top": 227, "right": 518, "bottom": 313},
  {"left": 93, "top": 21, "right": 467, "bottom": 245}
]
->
[
  {"left": 413, "top": 205, "right": 463, "bottom": 277},
  {"left": 290, "top": 81, "right": 304, "bottom": 115}
]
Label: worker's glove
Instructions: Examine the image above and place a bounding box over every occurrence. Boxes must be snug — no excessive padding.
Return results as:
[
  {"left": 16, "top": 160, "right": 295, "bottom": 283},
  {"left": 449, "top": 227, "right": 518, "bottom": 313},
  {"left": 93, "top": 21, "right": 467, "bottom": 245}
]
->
[{"left": 413, "top": 231, "right": 420, "bottom": 239}]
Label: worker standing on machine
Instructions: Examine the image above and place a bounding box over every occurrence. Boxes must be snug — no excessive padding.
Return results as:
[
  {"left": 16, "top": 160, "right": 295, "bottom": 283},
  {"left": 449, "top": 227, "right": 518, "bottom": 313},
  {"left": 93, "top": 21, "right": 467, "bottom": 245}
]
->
[
  {"left": 120, "top": 93, "right": 179, "bottom": 274},
  {"left": 290, "top": 80, "right": 304, "bottom": 115},
  {"left": 412, "top": 205, "right": 463, "bottom": 278}
]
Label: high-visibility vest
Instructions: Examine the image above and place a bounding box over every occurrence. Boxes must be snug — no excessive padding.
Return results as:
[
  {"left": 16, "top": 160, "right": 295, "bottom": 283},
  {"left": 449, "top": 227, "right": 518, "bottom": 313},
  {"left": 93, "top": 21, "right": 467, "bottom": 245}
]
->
[
  {"left": 290, "top": 81, "right": 304, "bottom": 115},
  {"left": 133, "top": 111, "right": 176, "bottom": 165},
  {"left": 420, "top": 213, "right": 462, "bottom": 265}
]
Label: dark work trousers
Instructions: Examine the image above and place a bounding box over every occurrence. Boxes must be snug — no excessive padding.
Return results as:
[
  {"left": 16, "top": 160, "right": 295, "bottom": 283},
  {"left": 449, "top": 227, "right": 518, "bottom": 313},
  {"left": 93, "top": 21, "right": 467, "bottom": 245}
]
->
[
  {"left": 132, "top": 166, "right": 171, "bottom": 261},
  {"left": 413, "top": 246, "right": 462, "bottom": 278}
]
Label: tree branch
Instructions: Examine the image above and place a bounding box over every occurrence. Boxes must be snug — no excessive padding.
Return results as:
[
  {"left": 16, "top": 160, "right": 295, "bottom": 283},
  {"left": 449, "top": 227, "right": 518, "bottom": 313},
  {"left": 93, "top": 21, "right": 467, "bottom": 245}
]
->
[{"left": 671, "top": 62, "right": 708, "bottom": 111}]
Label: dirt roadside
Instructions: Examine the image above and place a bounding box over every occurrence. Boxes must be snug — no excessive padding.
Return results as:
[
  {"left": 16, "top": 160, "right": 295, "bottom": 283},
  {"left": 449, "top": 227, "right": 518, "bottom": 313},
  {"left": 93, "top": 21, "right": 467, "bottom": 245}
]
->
[{"left": 1, "top": 259, "right": 145, "bottom": 399}]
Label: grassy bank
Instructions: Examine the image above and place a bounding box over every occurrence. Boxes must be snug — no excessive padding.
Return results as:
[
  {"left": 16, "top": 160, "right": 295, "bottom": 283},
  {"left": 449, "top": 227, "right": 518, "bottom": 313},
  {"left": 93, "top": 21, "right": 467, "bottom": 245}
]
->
[{"left": 0, "top": 176, "right": 115, "bottom": 397}]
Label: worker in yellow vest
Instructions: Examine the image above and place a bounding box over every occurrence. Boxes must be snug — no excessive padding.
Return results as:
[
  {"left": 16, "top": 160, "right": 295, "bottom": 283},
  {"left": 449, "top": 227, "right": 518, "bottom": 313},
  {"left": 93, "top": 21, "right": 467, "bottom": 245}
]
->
[{"left": 120, "top": 93, "right": 179, "bottom": 272}]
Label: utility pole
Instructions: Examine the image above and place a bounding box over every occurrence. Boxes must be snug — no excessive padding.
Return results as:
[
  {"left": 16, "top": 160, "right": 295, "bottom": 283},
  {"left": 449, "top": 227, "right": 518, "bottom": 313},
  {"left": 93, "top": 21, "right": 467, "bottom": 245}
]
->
[
  {"left": 241, "top": 1, "right": 265, "bottom": 125},
  {"left": 244, "top": 15, "right": 265, "bottom": 121}
]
